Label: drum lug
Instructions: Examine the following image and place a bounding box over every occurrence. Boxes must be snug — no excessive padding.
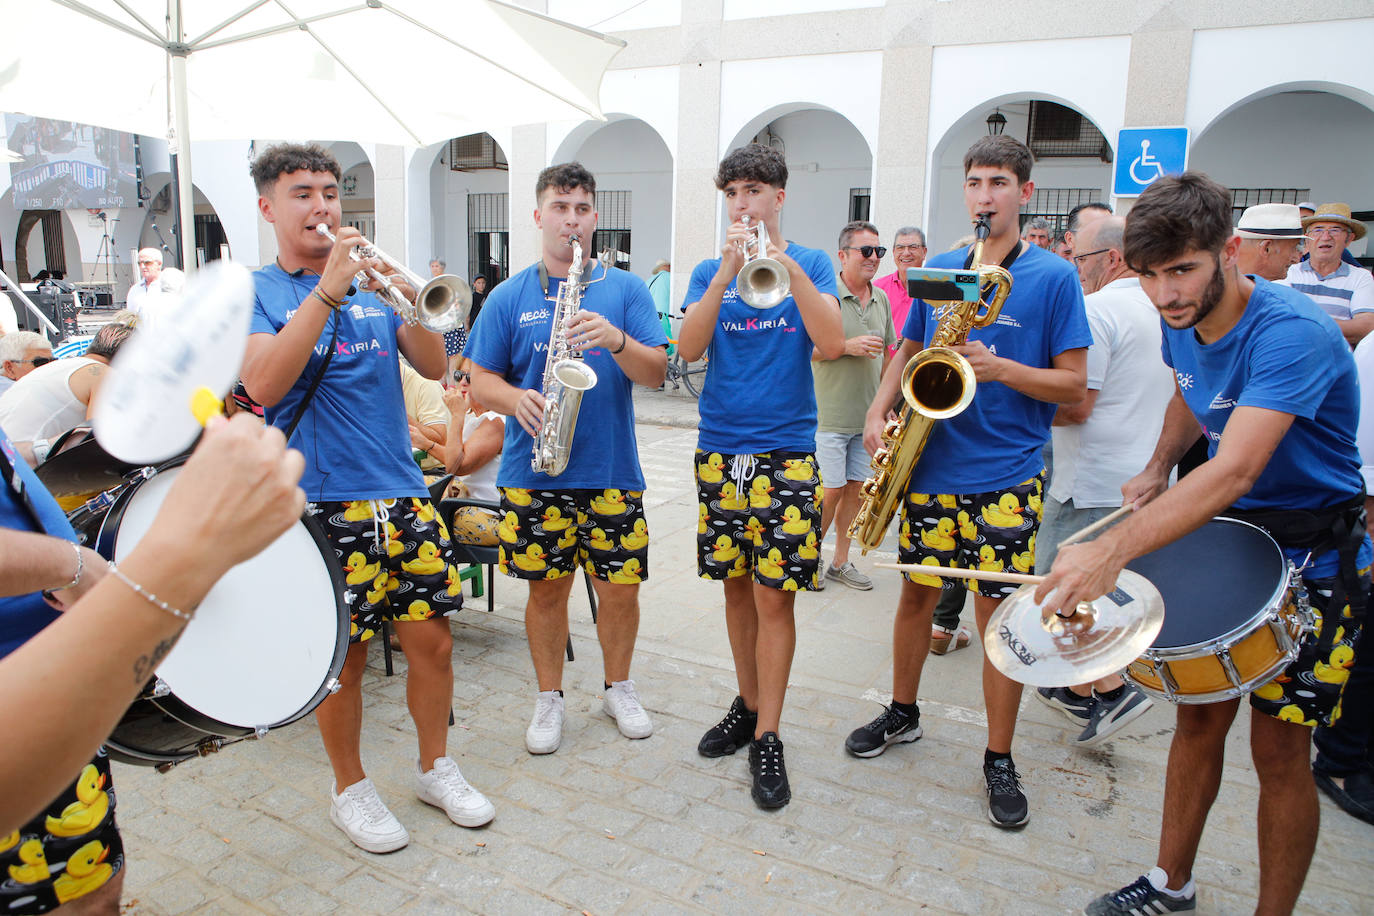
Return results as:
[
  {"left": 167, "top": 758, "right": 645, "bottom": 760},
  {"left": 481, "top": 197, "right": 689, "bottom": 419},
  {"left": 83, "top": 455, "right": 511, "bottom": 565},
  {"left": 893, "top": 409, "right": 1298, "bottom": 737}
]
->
[
  {"left": 1217, "top": 646, "right": 1244, "bottom": 689},
  {"left": 1157, "top": 662, "right": 1180, "bottom": 702},
  {"left": 253, "top": 725, "right": 270, "bottom": 739},
  {"left": 326, "top": 677, "right": 342, "bottom": 695},
  {"left": 149, "top": 678, "right": 171, "bottom": 698}
]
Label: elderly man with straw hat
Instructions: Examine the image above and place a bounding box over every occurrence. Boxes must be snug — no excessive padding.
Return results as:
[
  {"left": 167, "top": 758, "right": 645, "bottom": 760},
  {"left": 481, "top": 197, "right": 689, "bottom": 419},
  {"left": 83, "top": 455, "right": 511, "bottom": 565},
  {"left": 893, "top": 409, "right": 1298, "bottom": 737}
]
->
[{"left": 1284, "top": 202, "right": 1373, "bottom": 346}]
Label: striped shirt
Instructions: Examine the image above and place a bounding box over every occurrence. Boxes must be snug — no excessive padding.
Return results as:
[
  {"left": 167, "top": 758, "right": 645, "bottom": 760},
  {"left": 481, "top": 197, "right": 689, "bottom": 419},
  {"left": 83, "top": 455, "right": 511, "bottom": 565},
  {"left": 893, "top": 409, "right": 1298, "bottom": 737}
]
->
[{"left": 1282, "top": 260, "right": 1374, "bottom": 321}]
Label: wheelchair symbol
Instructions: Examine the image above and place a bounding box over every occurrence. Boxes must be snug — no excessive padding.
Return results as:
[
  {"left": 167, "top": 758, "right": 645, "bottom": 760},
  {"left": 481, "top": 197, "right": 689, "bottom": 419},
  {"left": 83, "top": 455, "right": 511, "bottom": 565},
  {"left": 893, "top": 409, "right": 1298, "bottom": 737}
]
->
[{"left": 1129, "top": 139, "right": 1167, "bottom": 187}]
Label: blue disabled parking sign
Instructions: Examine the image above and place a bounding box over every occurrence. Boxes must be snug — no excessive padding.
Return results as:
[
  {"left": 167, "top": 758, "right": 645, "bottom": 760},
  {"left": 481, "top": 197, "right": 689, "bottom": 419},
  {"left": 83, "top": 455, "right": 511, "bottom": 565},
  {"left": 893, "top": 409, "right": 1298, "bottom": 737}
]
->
[{"left": 1113, "top": 127, "right": 1189, "bottom": 197}]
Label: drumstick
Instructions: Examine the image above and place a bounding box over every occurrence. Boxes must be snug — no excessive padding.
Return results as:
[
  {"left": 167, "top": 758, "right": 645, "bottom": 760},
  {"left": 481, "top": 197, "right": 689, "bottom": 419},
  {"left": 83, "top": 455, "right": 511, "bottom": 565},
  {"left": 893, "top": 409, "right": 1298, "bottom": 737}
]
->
[
  {"left": 874, "top": 563, "right": 1043, "bottom": 586},
  {"left": 1057, "top": 503, "right": 1135, "bottom": 548}
]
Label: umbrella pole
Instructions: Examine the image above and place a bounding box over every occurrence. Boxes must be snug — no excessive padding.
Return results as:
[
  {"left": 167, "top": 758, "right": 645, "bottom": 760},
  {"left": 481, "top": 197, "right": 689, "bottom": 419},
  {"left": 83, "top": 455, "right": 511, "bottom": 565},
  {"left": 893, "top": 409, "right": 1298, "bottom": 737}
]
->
[{"left": 168, "top": 2, "right": 195, "bottom": 271}]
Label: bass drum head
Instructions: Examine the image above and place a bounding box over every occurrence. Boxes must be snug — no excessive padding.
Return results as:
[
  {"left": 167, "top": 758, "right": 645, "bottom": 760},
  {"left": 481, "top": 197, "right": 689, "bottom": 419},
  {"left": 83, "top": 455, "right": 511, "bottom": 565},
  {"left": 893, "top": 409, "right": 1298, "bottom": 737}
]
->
[
  {"left": 1125, "top": 516, "right": 1289, "bottom": 650},
  {"left": 105, "top": 465, "right": 347, "bottom": 731},
  {"left": 105, "top": 698, "right": 203, "bottom": 766}
]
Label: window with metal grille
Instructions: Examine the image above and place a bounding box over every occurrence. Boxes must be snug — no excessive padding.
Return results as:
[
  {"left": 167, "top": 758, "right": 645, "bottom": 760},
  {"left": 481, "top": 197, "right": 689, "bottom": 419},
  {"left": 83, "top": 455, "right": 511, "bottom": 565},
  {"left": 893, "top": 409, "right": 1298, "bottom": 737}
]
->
[
  {"left": 850, "top": 188, "right": 871, "bottom": 222},
  {"left": 1021, "top": 189, "right": 1106, "bottom": 237},
  {"left": 448, "top": 133, "right": 508, "bottom": 171},
  {"left": 1027, "top": 101, "right": 1113, "bottom": 162},
  {"left": 593, "top": 191, "right": 632, "bottom": 270},
  {"left": 1229, "top": 188, "right": 1310, "bottom": 224},
  {"left": 468, "top": 192, "right": 509, "bottom": 284}
]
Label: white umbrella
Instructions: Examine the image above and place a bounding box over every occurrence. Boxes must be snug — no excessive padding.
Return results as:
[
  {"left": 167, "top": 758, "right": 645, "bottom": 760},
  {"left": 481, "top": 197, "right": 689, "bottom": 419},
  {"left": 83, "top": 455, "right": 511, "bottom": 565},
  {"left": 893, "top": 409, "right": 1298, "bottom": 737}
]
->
[{"left": 0, "top": 0, "right": 624, "bottom": 265}]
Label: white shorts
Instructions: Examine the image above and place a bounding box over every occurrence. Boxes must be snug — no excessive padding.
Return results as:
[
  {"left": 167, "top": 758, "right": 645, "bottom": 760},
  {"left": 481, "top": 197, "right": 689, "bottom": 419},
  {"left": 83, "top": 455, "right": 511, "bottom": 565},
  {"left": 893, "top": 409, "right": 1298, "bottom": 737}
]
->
[{"left": 815, "top": 431, "right": 871, "bottom": 489}]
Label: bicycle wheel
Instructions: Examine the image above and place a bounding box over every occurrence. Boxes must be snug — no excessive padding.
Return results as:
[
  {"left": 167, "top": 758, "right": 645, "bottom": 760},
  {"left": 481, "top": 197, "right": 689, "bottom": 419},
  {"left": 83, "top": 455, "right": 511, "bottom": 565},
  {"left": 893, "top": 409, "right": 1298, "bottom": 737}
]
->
[{"left": 680, "top": 355, "right": 707, "bottom": 398}]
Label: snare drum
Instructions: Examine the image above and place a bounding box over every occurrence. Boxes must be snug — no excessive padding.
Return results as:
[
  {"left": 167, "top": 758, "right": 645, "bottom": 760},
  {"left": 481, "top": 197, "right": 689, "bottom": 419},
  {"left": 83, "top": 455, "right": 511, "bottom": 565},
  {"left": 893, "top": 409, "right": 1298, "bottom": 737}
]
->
[
  {"left": 1124, "top": 517, "right": 1313, "bottom": 704},
  {"left": 74, "top": 460, "right": 348, "bottom": 767}
]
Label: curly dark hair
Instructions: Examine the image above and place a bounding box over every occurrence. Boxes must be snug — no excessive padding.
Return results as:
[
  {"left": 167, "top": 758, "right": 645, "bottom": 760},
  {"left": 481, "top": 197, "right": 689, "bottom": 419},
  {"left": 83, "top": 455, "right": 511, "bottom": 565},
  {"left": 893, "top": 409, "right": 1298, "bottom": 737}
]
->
[
  {"left": 963, "top": 135, "right": 1034, "bottom": 185},
  {"left": 715, "top": 143, "right": 787, "bottom": 190},
  {"left": 249, "top": 143, "right": 341, "bottom": 195},
  {"left": 535, "top": 162, "right": 596, "bottom": 204},
  {"left": 1123, "top": 172, "right": 1233, "bottom": 273}
]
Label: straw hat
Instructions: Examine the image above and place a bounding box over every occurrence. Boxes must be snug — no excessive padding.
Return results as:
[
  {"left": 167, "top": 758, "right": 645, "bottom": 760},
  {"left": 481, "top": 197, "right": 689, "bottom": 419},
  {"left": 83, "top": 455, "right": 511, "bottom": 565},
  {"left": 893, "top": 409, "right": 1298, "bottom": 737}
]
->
[{"left": 1301, "top": 202, "right": 1366, "bottom": 241}]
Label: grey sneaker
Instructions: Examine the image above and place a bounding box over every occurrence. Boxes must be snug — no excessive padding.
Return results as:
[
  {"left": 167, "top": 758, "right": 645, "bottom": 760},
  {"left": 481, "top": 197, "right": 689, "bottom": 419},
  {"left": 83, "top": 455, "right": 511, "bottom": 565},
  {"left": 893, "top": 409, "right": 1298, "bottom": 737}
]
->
[
  {"left": 825, "top": 561, "right": 873, "bottom": 590},
  {"left": 1084, "top": 868, "right": 1196, "bottom": 914},
  {"left": 1077, "top": 686, "right": 1153, "bottom": 747},
  {"left": 1036, "top": 686, "right": 1095, "bottom": 727},
  {"left": 416, "top": 757, "right": 495, "bottom": 827},
  {"left": 603, "top": 679, "right": 653, "bottom": 739}
]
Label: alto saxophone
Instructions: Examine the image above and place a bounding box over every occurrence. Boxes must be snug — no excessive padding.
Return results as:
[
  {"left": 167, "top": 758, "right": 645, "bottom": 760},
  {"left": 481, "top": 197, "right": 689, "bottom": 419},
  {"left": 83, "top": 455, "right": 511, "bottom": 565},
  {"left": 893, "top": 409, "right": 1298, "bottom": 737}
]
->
[
  {"left": 531, "top": 235, "right": 599, "bottom": 476},
  {"left": 848, "top": 215, "right": 1014, "bottom": 554}
]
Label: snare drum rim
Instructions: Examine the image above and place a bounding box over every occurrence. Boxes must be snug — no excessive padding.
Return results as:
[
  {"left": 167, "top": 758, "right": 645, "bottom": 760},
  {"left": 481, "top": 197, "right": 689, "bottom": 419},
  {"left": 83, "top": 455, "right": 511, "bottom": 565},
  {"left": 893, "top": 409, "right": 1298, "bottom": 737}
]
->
[
  {"left": 1140, "top": 516, "right": 1292, "bottom": 658},
  {"left": 95, "top": 461, "right": 350, "bottom": 735}
]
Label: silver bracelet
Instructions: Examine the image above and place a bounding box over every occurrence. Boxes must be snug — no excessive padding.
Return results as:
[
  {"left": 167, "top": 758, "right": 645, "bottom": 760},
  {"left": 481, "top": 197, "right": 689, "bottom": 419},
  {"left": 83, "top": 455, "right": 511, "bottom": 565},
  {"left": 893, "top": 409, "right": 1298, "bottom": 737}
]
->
[
  {"left": 107, "top": 563, "right": 195, "bottom": 622},
  {"left": 56, "top": 540, "right": 83, "bottom": 591}
]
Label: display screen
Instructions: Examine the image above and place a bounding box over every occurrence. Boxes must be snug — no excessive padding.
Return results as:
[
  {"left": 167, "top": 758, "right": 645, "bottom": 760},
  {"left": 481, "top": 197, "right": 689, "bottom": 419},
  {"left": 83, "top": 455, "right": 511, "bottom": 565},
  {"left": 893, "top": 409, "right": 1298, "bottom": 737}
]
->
[{"left": 6, "top": 115, "right": 138, "bottom": 210}]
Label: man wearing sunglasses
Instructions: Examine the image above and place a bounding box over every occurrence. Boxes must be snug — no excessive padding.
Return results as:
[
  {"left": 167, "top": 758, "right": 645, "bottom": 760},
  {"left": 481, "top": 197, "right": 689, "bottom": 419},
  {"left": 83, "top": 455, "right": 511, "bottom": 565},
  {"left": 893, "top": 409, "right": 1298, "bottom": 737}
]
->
[
  {"left": 1283, "top": 202, "right": 1374, "bottom": 346},
  {"left": 0, "top": 321, "right": 133, "bottom": 451},
  {"left": 0, "top": 332, "right": 53, "bottom": 398},
  {"left": 813, "top": 221, "right": 895, "bottom": 592}
]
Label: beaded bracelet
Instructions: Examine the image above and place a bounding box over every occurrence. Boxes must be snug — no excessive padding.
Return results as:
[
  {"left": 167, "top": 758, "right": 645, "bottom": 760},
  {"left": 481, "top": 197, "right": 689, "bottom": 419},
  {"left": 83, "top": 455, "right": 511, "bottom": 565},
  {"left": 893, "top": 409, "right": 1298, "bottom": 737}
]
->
[{"left": 107, "top": 563, "right": 195, "bottom": 622}]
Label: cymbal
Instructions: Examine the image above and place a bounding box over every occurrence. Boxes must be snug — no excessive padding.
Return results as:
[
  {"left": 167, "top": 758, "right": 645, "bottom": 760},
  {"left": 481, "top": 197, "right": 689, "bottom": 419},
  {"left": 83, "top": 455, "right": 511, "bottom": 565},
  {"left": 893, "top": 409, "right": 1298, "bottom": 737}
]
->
[
  {"left": 982, "top": 569, "right": 1165, "bottom": 687},
  {"left": 33, "top": 435, "right": 137, "bottom": 498}
]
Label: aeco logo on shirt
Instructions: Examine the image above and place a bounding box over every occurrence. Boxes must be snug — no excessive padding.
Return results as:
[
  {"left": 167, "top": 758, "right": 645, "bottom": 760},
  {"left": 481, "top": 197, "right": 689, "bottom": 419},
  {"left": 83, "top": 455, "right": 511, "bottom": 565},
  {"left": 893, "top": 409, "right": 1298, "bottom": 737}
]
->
[
  {"left": 1176, "top": 371, "right": 1194, "bottom": 391},
  {"left": 519, "top": 308, "right": 552, "bottom": 325}
]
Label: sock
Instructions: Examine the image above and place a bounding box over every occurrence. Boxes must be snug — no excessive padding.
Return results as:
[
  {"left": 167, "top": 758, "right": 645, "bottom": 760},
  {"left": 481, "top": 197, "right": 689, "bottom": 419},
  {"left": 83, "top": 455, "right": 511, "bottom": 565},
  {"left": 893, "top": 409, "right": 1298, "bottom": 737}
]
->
[
  {"left": 1145, "top": 866, "right": 1194, "bottom": 898},
  {"left": 605, "top": 683, "right": 613, "bottom": 691},
  {"left": 891, "top": 699, "right": 917, "bottom": 718},
  {"left": 984, "top": 748, "right": 1012, "bottom": 766},
  {"left": 1096, "top": 685, "right": 1126, "bottom": 703}
]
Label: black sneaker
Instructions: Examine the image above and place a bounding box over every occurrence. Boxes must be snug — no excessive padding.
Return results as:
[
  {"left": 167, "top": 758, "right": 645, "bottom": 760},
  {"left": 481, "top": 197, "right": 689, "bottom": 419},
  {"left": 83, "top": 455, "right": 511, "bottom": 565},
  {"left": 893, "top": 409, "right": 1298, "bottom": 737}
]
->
[
  {"left": 983, "top": 756, "right": 1029, "bottom": 827},
  {"left": 748, "top": 731, "right": 791, "bottom": 809},
  {"left": 1035, "top": 686, "right": 1095, "bottom": 727},
  {"left": 698, "top": 695, "right": 757, "bottom": 758},
  {"left": 1077, "top": 686, "right": 1152, "bottom": 747},
  {"left": 1084, "top": 871, "right": 1196, "bottom": 914},
  {"left": 1314, "top": 765, "right": 1374, "bottom": 825},
  {"left": 845, "top": 703, "right": 922, "bottom": 758}
]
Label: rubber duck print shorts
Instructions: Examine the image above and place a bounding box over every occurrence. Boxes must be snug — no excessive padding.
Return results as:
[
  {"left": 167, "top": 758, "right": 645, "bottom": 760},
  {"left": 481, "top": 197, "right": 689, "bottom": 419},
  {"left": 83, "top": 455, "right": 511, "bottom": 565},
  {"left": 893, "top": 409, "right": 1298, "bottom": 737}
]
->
[
  {"left": 1249, "top": 572, "right": 1365, "bottom": 728},
  {"left": 897, "top": 472, "right": 1046, "bottom": 599},
  {"left": 310, "top": 497, "right": 464, "bottom": 644},
  {"left": 497, "top": 488, "right": 649, "bottom": 584},
  {"left": 694, "top": 449, "right": 823, "bottom": 592},
  {"left": 0, "top": 751, "right": 123, "bottom": 914}
]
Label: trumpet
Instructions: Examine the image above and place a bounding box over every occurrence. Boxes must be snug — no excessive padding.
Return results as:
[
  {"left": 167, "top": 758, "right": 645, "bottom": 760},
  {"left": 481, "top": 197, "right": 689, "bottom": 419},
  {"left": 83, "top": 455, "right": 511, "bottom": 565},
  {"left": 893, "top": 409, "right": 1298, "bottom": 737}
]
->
[
  {"left": 314, "top": 224, "right": 470, "bottom": 333},
  {"left": 735, "top": 215, "right": 790, "bottom": 309}
]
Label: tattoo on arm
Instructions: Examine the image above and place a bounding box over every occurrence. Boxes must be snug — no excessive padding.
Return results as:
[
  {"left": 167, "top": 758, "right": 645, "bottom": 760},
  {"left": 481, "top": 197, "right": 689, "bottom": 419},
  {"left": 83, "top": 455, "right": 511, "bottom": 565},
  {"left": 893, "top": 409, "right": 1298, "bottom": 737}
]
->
[{"left": 132, "top": 636, "right": 178, "bottom": 684}]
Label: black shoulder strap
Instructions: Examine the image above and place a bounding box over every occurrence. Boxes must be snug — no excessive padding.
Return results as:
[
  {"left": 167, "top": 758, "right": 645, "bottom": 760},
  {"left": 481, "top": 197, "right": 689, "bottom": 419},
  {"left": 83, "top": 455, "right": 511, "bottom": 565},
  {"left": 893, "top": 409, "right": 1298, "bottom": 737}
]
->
[{"left": 282, "top": 312, "right": 340, "bottom": 443}]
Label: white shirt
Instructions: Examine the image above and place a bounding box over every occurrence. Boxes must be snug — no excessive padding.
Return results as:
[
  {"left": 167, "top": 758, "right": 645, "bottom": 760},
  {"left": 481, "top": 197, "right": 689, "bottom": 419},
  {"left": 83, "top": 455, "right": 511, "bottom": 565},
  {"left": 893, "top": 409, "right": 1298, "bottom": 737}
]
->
[
  {"left": 459, "top": 410, "right": 503, "bottom": 502},
  {"left": 1353, "top": 335, "right": 1374, "bottom": 492},
  {"left": 1282, "top": 260, "right": 1374, "bottom": 321},
  {"left": 1050, "top": 277, "right": 1174, "bottom": 508},
  {"left": 125, "top": 276, "right": 163, "bottom": 315},
  {"left": 0, "top": 357, "right": 98, "bottom": 442},
  {"left": 0, "top": 294, "right": 16, "bottom": 335}
]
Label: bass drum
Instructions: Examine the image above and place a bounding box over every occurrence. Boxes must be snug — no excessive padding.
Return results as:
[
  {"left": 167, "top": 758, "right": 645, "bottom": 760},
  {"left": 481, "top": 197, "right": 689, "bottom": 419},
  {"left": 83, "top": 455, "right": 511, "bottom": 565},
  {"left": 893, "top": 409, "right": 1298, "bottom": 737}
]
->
[
  {"left": 1124, "top": 517, "right": 1311, "bottom": 704},
  {"left": 74, "top": 460, "right": 348, "bottom": 766}
]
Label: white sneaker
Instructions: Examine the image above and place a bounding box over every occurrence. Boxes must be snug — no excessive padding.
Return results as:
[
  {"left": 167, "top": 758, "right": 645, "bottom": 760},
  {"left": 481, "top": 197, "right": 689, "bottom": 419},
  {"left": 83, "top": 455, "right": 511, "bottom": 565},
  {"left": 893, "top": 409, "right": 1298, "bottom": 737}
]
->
[
  {"left": 416, "top": 757, "right": 495, "bottom": 827},
  {"left": 329, "top": 778, "right": 409, "bottom": 853},
  {"left": 603, "top": 679, "right": 653, "bottom": 739},
  {"left": 525, "top": 690, "right": 565, "bottom": 754}
]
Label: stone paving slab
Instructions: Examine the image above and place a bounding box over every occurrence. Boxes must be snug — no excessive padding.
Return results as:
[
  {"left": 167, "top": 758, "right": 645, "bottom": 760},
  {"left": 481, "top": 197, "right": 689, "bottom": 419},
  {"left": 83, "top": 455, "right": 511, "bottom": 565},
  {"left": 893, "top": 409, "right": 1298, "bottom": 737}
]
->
[{"left": 110, "top": 424, "right": 1374, "bottom": 914}]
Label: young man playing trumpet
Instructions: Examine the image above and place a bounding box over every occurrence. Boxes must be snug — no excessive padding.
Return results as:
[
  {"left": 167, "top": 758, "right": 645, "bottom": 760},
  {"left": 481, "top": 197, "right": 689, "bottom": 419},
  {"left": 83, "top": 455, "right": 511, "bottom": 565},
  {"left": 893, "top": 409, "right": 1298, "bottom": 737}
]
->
[
  {"left": 849, "top": 135, "right": 1090, "bottom": 828},
  {"left": 242, "top": 143, "right": 493, "bottom": 854},
  {"left": 467, "top": 162, "right": 667, "bottom": 756},
  {"left": 680, "top": 143, "right": 843, "bottom": 808}
]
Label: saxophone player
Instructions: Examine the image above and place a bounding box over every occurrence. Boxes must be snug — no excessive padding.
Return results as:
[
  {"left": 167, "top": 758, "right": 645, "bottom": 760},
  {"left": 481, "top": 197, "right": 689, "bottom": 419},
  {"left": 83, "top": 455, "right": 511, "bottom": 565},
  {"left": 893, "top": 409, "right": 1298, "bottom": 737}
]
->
[
  {"left": 847, "top": 136, "right": 1091, "bottom": 829},
  {"left": 679, "top": 143, "right": 844, "bottom": 809},
  {"left": 467, "top": 163, "right": 668, "bottom": 756}
]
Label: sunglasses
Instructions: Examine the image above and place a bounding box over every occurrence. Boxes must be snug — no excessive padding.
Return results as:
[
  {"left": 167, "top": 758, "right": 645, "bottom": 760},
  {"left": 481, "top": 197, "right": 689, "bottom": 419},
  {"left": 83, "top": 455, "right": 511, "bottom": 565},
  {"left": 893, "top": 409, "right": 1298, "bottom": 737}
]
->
[
  {"left": 19, "top": 356, "right": 53, "bottom": 367},
  {"left": 453, "top": 370, "right": 471, "bottom": 383},
  {"left": 843, "top": 245, "right": 887, "bottom": 259}
]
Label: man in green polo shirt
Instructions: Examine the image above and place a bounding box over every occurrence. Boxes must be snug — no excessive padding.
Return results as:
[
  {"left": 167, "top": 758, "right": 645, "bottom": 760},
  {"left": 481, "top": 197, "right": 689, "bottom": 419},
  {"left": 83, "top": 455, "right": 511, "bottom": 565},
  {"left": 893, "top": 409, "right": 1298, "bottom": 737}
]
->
[{"left": 812, "top": 220, "right": 897, "bottom": 589}]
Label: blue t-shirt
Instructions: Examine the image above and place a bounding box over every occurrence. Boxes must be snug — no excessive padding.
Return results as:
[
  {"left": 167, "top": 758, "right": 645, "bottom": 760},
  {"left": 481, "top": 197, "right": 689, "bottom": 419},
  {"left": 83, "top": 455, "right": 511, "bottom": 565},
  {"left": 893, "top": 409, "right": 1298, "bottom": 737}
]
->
[
  {"left": 901, "top": 242, "right": 1092, "bottom": 493},
  {"left": 0, "top": 428, "right": 76, "bottom": 659},
  {"left": 250, "top": 265, "right": 427, "bottom": 502},
  {"left": 684, "top": 242, "right": 838, "bottom": 454},
  {"left": 1163, "top": 278, "right": 1364, "bottom": 511},
  {"left": 464, "top": 260, "right": 666, "bottom": 490}
]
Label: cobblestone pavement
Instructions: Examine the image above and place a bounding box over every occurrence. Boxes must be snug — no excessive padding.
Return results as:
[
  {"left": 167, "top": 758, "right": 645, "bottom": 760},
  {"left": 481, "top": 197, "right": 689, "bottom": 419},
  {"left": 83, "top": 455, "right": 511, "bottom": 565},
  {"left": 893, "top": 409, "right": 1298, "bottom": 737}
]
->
[{"left": 113, "top": 417, "right": 1374, "bottom": 914}]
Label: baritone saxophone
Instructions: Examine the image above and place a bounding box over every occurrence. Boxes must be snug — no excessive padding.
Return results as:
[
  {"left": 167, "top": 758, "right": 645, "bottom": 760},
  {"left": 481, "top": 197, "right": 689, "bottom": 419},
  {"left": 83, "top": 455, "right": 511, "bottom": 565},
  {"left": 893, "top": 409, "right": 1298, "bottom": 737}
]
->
[{"left": 847, "top": 215, "right": 1014, "bottom": 554}]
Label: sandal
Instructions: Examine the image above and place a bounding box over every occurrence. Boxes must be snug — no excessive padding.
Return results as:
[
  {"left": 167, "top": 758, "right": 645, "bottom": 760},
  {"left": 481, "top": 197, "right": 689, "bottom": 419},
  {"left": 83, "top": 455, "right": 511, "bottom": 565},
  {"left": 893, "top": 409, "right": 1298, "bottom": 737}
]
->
[{"left": 929, "top": 623, "right": 972, "bottom": 656}]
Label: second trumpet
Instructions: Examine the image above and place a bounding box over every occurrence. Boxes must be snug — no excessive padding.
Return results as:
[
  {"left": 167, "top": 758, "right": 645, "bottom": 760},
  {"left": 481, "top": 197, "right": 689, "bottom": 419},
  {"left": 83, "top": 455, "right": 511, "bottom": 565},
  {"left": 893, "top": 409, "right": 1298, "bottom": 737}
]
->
[{"left": 315, "top": 224, "right": 470, "bottom": 333}]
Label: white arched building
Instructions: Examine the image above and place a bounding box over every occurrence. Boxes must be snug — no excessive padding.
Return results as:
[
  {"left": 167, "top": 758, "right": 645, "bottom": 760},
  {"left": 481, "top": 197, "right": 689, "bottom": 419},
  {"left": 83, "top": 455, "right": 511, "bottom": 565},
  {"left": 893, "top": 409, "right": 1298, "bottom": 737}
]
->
[{"left": 2, "top": 2, "right": 1371, "bottom": 314}]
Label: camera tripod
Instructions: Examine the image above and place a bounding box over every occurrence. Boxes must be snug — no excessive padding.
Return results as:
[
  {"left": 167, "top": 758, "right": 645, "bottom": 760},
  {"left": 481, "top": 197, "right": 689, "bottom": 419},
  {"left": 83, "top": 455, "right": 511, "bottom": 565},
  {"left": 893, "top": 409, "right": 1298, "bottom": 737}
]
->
[{"left": 92, "top": 211, "right": 122, "bottom": 300}]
